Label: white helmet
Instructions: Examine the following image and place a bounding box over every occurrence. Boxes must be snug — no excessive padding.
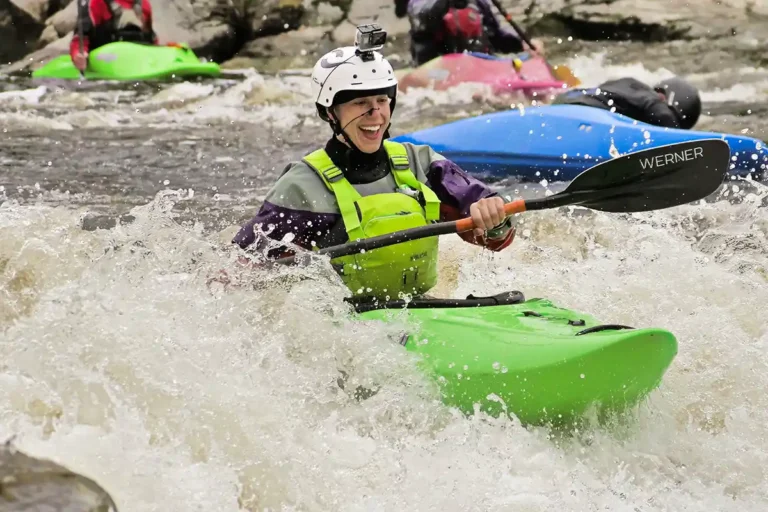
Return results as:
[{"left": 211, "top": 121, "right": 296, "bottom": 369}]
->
[{"left": 311, "top": 46, "right": 398, "bottom": 119}]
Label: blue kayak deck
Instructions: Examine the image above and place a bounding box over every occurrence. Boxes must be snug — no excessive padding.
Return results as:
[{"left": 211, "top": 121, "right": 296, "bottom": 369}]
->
[{"left": 393, "top": 105, "right": 766, "bottom": 182}]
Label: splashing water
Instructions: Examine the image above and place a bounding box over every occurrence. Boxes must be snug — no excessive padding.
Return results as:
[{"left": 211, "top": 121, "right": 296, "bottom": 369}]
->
[{"left": 2, "top": 180, "right": 767, "bottom": 511}]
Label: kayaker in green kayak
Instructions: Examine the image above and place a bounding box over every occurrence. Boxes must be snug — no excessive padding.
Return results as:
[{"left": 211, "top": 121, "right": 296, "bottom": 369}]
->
[
  {"left": 232, "top": 24, "right": 516, "bottom": 302},
  {"left": 70, "top": 0, "right": 158, "bottom": 72},
  {"left": 553, "top": 77, "right": 702, "bottom": 129}
]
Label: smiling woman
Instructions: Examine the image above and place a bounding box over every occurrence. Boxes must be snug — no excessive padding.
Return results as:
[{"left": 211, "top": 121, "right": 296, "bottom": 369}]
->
[
  {"left": 330, "top": 94, "right": 393, "bottom": 153},
  {"left": 231, "top": 24, "right": 518, "bottom": 304}
]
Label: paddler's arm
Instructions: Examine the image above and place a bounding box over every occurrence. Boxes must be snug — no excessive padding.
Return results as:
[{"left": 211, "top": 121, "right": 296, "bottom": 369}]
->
[
  {"left": 477, "top": 0, "right": 524, "bottom": 54},
  {"left": 231, "top": 163, "right": 340, "bottom": 260},
  {"left": 407, "top": 144, "right": 516, "bottom": 251},
  {"left": 70, "top": 0, "right": 99, "bottom": 70},
  {"left": 232, "top": 202, "right": 339, "bottom": 260},
  {"left": 141, "top": 0, "right": 159, "bottom": 44},
  {"left": 212, "top": 192, "right": 337, "bottom": 288},
  {"left": 643, "top": 99, "right": 683, "bottom": 129},
  {"left": 70, "top": 34, "right": 91, "bottom": 69}
]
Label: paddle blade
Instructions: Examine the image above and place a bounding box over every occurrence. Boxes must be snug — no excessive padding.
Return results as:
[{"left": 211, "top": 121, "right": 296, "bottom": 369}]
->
[
  {"left": 551, "top": 65, "right": 581, "bottom": 87},
  {"left": 529, "top": 139, "right": 731, "bottom": 213}
]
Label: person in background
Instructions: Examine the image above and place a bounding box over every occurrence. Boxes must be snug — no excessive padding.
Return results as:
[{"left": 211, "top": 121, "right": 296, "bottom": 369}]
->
[
  {"left": 402, "top": 0, "right": 544, "bottom": 66},
  {"left": 552, "top": 76, "right": 702, "bottom": 129},
  {"left": 395, "top": 0, "right": 409, "bottom": 18},
  {"left": 70, "top": 0, "right": 158, "bottom": 72}
]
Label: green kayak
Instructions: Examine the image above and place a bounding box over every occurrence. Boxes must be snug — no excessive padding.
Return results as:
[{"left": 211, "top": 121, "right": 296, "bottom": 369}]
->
[
  {"left": 32, "top": 42, "right": 220, "bottom": 81},
  {"left": 355, "top": 291, "right": 677, "bottom": 426}
]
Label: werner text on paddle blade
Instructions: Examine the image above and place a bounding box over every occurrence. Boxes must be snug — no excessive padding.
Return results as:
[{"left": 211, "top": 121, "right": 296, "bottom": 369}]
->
[{"left": 639, "top": 146, "right": 704, "bottom": 169}]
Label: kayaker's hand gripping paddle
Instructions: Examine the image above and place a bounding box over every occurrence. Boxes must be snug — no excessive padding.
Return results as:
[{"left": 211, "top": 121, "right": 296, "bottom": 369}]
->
[{"left": 278, "top": 139, "right": 730, "bottom": 263}]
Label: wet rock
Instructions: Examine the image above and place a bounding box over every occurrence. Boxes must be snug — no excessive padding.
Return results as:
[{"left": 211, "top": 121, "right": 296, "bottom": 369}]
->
[
  {"left": 1, "top": 32, "right": 70, "bottom": 74},
  {"left": 0, "top": 0, "right": 46, "bottom": 64},
  {"left": 149, "top": 0, "right": 241, "bottom": 62},
  {"left": 37, "top": 20, "right": 62, "bottom": 46},
  {"left": 0, "top": 0, "right": 77, "bottom": 72},
  {"left": 312, "top": 1, "right": 345, "bottom": 26},
  {"left": 9, "top": 0, "right": 68, "bottom": 23},
  {"left": 249, "top": 0, "right": 305, "bottom": 37},
  {"left": 231, "top": 0, "right": 412, "bottom": 71},
  {"left": 525, "top": 0, "right": 768, "bottom": 42},
  {"left": 43, "top": 0, "right": 75, "bottom": 41},
  {"left": 231, "top": 25, "right": 336, "bottom": 74},
  {"left": 331, "top": 0, "right": 410, "bottom": 46},
  {"left": 0, "top": 440, "right": 118, "bottom": 512}
]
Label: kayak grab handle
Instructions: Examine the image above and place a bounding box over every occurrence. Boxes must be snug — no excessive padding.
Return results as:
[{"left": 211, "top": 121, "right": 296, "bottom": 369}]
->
[{"left": 575, "top": 324, "right": 635, "bottom": 336}]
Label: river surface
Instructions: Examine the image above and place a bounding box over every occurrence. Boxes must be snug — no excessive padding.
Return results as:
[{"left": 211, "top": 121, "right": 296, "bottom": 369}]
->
[{"left": 1, "top": 38, "right": 768, "bottom": 511}]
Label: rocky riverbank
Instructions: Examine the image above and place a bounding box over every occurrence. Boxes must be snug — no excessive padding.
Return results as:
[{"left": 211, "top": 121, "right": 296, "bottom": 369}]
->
[
  {"left": 2, "top": 0, "right": 767, "bottom": 75},
  {"left": 0, "top": 440, "right": 118, "bottom": 511}
]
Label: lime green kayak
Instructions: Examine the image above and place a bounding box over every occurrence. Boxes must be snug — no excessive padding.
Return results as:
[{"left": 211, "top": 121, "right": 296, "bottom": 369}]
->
[
  {"left": 32, "top": 42, "right": 220, "bottom": 81},
  {"left": 355, "top": 291, "right": 677, "bottom": 426}
]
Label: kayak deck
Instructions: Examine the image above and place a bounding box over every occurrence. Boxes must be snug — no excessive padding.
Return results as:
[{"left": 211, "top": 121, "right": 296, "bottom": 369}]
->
[
  {"left": 396, "top": 52, "right": 565, "bottom": 96},
  {"left": 355, "top": 292, "right": 678, "bottom": 426},
  {"left": 32, "top": 42, "right": 221, "bottom": 81}
]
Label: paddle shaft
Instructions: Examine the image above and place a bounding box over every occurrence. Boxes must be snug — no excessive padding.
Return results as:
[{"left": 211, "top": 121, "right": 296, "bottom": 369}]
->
[
  {"left": 488, "top": 0, "right": 538, "bottom": 52},
  {"left": 313, "top": 199, "right": 527, "bottom": 259},
  {"left": 315, "top": 188, "right": 611, "bottom": 260},
  {"left": 486, "top": 0, "right": 581, "bottom": 87},
  {"left": 77, "top": 0, "right": 85, "bottom": 77}
]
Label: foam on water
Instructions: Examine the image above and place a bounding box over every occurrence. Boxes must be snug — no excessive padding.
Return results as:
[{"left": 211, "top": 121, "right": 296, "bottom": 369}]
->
[
  {"left": 1, "top": 183, "right": 767, "bottom": 510},
  {"left": 2, "top": 52, "right": 766, "bottom": 136},
  {"left": 566, "top": 52, "right": 768, "bottom": 104},
  {"left": 565, "top": 52, "right": 677, "bottom": 88},
  {"left": 2, "top": 47, "right": 768, "bottom": 510}
]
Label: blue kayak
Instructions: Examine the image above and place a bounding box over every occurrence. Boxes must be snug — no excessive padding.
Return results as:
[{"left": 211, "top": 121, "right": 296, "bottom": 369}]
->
[{"left": 393, "top": 105, "right": 767, "bottom": 182}]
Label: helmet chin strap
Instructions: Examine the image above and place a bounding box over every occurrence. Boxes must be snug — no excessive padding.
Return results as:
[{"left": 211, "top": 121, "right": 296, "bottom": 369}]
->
[{"left": 329, "top": 106, "right": 391, "bottom": 153}]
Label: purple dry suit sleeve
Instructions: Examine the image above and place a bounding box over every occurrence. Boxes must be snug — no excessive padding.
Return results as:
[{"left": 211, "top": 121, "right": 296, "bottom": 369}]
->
[
  {"left": 426, "top": 158, "right": 502, "bottom": 217},
  {"left": 232, "top": 201, "right": 339, "bottom": 257}
]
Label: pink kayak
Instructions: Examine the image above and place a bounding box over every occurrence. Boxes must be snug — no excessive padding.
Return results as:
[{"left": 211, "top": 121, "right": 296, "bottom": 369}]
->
[{"left": 397, "top": 52, "right": 566, "bottom": 97}]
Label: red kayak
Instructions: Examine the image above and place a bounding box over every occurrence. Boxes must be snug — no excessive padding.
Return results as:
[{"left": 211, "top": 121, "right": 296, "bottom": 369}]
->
[{"left": 397, "top": 52, "right": 566, "bottom": 98}]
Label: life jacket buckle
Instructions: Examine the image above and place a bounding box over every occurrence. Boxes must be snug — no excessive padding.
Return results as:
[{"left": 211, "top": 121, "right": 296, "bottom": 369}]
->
[
  {"left": 397, "top": 186, "right": 422, "bottom": 200},
  {"left": 390, "top": 155, "right": 410, "bottom": 171},
  {"left": 322, "top": 167, "right": 344, "bottom": 183}
]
